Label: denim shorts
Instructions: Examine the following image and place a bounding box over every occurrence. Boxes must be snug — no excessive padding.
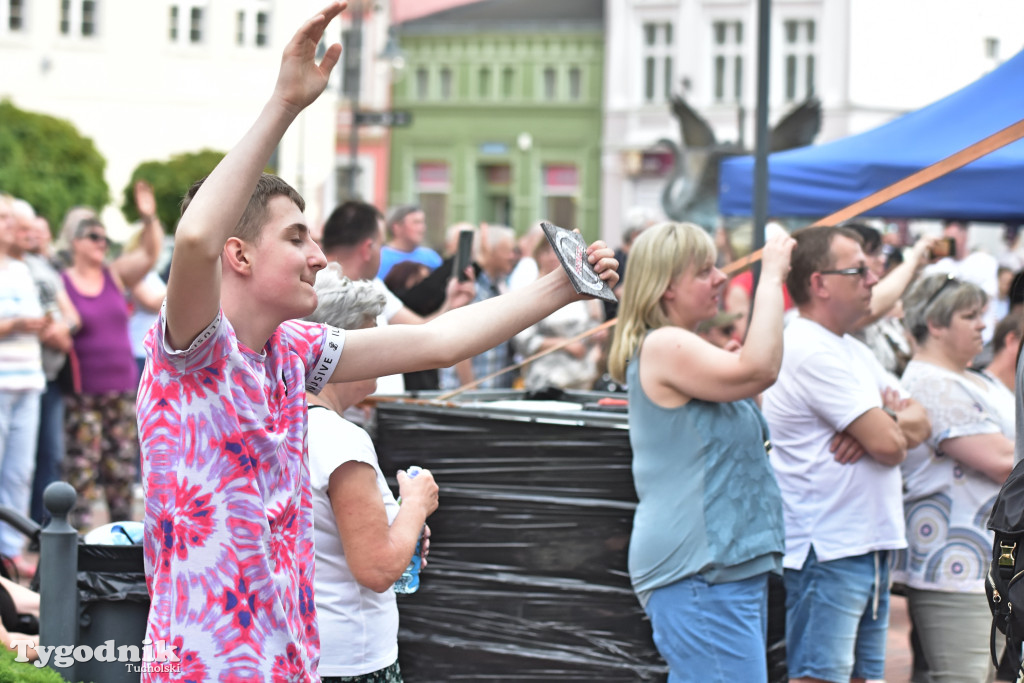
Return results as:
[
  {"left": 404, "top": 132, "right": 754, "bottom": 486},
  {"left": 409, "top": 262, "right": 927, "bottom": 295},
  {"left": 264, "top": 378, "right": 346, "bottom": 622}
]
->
[
  {"left": 784, "top": 548, "right": 890, "bottom": 683},
  {"left": 644, "top": 572, "right": 770, "bottom": 683}
]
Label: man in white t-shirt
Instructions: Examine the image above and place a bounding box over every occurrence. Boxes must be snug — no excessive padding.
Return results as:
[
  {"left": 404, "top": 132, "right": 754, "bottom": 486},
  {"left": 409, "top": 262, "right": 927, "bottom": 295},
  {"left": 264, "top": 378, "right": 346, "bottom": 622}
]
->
[{"left": 762, "top": 226, "right": 931, "bottom": 683}]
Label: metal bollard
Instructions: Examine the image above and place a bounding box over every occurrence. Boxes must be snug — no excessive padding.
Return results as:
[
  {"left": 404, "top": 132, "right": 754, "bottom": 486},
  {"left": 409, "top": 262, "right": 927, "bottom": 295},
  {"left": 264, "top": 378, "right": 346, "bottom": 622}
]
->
[{"left": 39, "top": 482, "right": 78, "bottom": 680}]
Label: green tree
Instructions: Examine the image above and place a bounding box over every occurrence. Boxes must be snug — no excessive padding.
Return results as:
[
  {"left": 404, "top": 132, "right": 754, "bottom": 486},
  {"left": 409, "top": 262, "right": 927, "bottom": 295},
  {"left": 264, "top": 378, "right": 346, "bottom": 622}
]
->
[
  {"left": 122, "top": 149, "right": 226, "bottom": 233},
  {"left": 0, "top": 99, "right": 109, "bottom": 233}
]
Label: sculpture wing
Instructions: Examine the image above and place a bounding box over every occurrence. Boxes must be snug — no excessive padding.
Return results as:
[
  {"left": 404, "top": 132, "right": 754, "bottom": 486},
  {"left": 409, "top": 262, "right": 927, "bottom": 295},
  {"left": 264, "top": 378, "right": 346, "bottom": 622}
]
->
[
  {"left": 670, "top": 94, "right": 718, "bottom": 149},
  {"left": 770, "top": 96, "right": 822, "bottom": 152}
]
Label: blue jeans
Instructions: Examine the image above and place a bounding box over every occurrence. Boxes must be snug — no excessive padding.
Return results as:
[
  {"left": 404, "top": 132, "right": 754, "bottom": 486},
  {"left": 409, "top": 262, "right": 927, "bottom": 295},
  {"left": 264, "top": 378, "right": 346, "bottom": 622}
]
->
[
  {"left": 0, "top": 389, "right": 40, "bottom": 556},
  {"left": 30, "top": 381, "right": 64, "bottom": 524},
  {"left": 784, "top": 548, "right": 891, "bottom": 682},
  {"left": 644, "top": 573, "right": 770, "bottom": 683}
]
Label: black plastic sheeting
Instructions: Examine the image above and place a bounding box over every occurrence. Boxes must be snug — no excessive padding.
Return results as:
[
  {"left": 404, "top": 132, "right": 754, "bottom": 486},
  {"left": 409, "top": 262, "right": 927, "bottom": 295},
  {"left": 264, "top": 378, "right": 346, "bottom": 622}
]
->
[
  {"left": 77, "top": 543, "right": 149, "bottom": 605},
  {"left": 372, "top": 391, "right": 669, "bottom": 682}
]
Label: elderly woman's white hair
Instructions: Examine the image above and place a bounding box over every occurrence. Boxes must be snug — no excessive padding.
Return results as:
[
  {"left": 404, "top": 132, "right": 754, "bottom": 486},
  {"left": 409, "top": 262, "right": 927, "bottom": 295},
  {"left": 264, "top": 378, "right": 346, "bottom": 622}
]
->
[
  {"left": 305, "top": 262, "right": 386, "bottom": 330},
  {"left": 473, "top": 223, "right": 515, "bottom": 261}
]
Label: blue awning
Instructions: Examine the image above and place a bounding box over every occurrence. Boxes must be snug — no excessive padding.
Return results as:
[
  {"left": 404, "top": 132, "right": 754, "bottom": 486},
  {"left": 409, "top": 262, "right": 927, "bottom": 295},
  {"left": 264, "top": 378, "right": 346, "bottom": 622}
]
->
[{"left": 719, "top": 49, "right": 1024, "bottom": 222}]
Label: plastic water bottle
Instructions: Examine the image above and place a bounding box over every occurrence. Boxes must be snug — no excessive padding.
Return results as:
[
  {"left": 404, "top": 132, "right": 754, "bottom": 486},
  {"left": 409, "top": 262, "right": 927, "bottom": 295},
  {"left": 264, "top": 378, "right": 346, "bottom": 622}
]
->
[{"left": 394, "top": 466, "right": 424, "bottom": 595}]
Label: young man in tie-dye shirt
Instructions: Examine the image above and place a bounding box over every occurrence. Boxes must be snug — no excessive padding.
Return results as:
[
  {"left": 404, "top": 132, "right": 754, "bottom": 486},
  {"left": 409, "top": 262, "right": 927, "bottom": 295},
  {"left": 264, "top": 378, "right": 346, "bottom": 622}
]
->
[{"left": 137, "top": 4, "right": 618, "bottom": 681}]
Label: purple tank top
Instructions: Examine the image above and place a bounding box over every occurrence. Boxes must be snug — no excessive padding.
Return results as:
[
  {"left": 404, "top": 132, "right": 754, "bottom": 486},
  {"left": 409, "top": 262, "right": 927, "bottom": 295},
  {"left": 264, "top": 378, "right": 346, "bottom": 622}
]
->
[{"left": 62, "top": 268, "right": 138, "bottom": 394}]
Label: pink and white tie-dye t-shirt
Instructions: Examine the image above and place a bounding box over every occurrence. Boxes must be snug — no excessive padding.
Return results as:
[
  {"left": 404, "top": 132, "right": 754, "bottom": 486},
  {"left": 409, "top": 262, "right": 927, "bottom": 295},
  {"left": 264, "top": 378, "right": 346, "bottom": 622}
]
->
[{"left": 137, "top": 309, "right": 344, "bottom": 682}]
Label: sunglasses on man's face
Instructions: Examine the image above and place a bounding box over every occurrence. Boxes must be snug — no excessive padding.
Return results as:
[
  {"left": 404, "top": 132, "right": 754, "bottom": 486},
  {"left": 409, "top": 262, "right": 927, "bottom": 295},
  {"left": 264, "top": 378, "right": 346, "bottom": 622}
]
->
[
  {"left": 82, "top": 232, "right": 109, "bottom": 246},
  {"left": 818, "top": 265, "right": 870, "bottom": 279}
]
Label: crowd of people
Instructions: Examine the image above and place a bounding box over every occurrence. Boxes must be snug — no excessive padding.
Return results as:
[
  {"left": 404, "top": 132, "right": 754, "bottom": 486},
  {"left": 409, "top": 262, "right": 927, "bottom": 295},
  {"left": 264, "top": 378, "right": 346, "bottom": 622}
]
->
[
  {"left": 4, "top": 3, "right": 1024, "bottom": 683},
  {"left": 610, "top": 213, "right": 1024, "bottom": 682}
]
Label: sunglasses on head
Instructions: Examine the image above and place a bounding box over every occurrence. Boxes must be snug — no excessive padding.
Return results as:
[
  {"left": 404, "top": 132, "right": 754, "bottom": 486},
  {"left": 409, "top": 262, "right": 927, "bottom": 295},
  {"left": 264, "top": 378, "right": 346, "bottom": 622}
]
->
[{"left": 922, "top": 272, "right": 958, "bottom": 312}]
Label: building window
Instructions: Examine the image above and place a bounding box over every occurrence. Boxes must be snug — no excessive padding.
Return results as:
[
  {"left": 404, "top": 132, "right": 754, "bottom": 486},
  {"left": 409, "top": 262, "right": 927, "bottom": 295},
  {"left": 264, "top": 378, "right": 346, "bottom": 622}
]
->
[
  {"left": 255, "top": 11, "right": 268, "bottom": 46},
  {"left": 544, "top": 164, "right": 578, "bottom": 230},
  {"left": 439, "top": 66, "right": 452, "bottom": 100},
  {"left": 568, "top": 67, "right": 582, "bottom": 100},
  {"left": 189, "top": 6, "right": 203, "bottom": 43},
  {"left": 712, "top": 20, "right": 743, "bottom": 103},
  {"left": 642, "top": 22, "right": 673, "bottom": 104},
  {"left": 415, "top": 67, "right": 429, "bottom": 100},
  {"left": 481, "top": 164, "right": 511, "bottom": 226},
  {"left": 168, "top": 2, "right": 208, "bottom": 45},
  {"left": 81, "top": 0, "right": 96, "bottom": 36},
  {"left": 501, "top": 66, "right": 515, "bottom": 99},
  {"left": 170, "top": 6, "right": 179, "bottom": 41},
  {"left": 782, "top": 19, "right": 815, "bottom": 102},
  {"left": 236, "top": 2, "right": 271, "bottom": 48},
  {"left": 60, "top": 0, "right": 99, "bottom": 38},
  {"left": 478, "top": 67, "right": 491, "bottom": 98},
  {"left": 8, "top": 0, "right": 24, "bottom": 31},
  {"left": 985, "top": 37, "right": 1000, "bottom": 60},
  {"left": 543, "top": 66, "right": 557, "bottom": 100},
  {"left": 416, "top": 162, "right": 450, "bottom": 247}
]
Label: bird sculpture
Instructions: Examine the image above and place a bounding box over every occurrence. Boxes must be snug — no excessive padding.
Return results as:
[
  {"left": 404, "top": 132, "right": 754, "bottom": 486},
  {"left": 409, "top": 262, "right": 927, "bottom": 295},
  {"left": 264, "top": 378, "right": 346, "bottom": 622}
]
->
[{"left": 659, "top": 93, "right": 822, "bottom": 229}]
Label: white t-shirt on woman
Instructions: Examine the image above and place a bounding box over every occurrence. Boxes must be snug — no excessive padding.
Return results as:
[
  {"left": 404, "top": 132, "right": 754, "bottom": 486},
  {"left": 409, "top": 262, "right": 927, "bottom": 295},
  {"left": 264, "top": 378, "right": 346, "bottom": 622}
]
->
[{"left": 308, "top": 406, "right": 401, "bottom": 677}]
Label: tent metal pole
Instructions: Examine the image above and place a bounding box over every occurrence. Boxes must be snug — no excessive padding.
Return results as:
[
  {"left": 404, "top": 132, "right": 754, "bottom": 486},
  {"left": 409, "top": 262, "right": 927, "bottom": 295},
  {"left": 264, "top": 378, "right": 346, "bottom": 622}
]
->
[{"left": 751, "top": 0, "right": 771, "bottom": 293}]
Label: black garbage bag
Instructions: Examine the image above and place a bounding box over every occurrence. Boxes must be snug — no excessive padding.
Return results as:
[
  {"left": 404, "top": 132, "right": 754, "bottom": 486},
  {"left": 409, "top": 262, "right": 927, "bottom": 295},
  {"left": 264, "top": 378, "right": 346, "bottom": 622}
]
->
[{"left": 77, "top": 544, "right": 149, "bottom": 606}]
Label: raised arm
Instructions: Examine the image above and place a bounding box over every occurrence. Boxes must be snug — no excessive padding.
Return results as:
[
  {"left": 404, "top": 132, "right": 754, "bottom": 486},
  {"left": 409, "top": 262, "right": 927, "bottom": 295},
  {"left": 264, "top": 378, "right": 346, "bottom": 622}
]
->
[
  {"left": 333, "top": 242, "right": 618, "bottom": 382},
  {"left": 131, "top": 272, "right": 168, "bottom": 314},
  {"left": 644, "top": 230, "right": 795, "bottom": 404},
  {"left": 111, "top": 181, "right": 164, "bottom": 292},
  {"left": 857, "top": 236, "right": 934, "bottom": 327},
  {"left": 164, "top": 2, "right": 344, "bottom": 350}
]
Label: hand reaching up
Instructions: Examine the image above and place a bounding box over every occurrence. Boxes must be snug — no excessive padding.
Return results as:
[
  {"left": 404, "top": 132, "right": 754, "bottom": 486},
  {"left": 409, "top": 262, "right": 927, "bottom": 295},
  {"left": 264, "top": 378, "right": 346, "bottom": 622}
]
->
[
  {"left": 760, "top": 229, "right": 796, "bottom": 284},
  {"left": 133, "top": 180, "right": 157, "bottom": 220},
  {"left": 273, "top": 2, "right": 346, "bottom": 115}
]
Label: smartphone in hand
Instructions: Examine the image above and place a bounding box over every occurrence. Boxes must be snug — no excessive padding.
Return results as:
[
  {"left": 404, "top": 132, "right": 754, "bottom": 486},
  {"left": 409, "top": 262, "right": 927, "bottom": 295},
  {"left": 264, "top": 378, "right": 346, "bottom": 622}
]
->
[
  {"left": 930, "top": 236, "right": 957, "bottom": 259},
  {"left": 454, "top": 230, "right": 474, "bottom": 282}
]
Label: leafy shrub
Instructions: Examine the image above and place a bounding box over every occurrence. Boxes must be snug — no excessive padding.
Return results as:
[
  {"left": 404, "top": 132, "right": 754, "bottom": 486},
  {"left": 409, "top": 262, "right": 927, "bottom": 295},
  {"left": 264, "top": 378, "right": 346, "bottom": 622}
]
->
[
  {"left": 0, "top": 642, "right": 72, "bottom": 683},
  {"left": 0, "top": 99, "right": 109, "bottom": 234},
  {"left": 121, "top": 150, "right": 226, "bottom": 233}
]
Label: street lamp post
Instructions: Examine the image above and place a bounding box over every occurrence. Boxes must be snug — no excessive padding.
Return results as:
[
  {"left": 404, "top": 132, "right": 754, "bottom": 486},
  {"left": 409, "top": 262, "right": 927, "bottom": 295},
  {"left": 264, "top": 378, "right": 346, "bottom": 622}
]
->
[
  {"left": 338, "top": 4, "right": 405, "bottom": 203},
  {"left": 343, "top": 6, "right": 364, "bottom": 200}
]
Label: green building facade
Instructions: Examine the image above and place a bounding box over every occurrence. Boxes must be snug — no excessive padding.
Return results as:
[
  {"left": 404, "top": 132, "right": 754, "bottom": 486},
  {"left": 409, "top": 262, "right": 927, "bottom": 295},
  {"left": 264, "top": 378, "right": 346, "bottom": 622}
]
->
[{"left": 388, "top": 0, "right": 604, "bottom": 247}]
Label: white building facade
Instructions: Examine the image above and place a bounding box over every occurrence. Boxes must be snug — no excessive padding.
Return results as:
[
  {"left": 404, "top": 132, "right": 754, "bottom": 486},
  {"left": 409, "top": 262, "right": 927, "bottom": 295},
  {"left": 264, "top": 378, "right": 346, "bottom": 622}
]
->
[
  {"left": 601, "top": 0, "right": 1024, "bottom": 245},
  {"left": 0, "top": 0, "right": 344, "bottom": 233}
]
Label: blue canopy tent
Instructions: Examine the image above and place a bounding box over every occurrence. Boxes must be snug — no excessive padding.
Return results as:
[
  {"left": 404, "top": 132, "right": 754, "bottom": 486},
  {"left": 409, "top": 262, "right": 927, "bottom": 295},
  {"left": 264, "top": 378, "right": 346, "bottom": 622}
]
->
[{"left": 719, "top": 49, "right": 1024, "bottom": 222}]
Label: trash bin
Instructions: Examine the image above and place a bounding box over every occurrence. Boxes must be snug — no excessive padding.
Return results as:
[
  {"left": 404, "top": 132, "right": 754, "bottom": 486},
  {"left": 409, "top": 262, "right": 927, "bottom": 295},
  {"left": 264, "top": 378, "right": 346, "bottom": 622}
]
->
[
  {"left": 34, "top": 483, "right": 150, "bottom": 683},
  {"left": 74, "top": 543, "right": 149, "bottom": 683}
]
